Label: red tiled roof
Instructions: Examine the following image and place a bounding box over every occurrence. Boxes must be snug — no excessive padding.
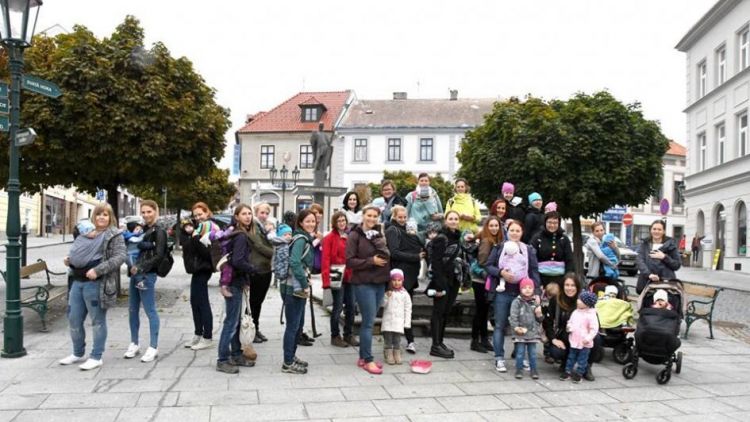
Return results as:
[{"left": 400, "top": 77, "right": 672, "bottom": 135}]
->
[
  {"left": 668, "top": 141, "right": 686, "bottom": 157},
  {"left": 237, "top": 91, "right": 351, "bottom": 134}
]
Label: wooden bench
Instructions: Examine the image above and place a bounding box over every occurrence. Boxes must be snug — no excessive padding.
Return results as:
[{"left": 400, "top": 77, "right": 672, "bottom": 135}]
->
[
  {"left": 682, "top": 283, "right": 723, "bottom": 340},
  {"left": 1, "top": 259, "right": 68, "bottom": 332}
]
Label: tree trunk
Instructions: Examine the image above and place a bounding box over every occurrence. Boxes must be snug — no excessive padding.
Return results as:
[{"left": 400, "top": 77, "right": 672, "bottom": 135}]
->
[
  {"left": 105, "top": 184, "right": 119, "bottom": 224},
  {"left": 571, "top": 214, "right": 585, "bottom": 283}
]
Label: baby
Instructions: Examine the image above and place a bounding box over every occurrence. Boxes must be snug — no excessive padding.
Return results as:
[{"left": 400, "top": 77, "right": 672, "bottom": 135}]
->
[
  {"left": 67, "top": 220, "right": 102, "bottom": 280},
  {"left": 600, "top": 234, "right": 620, "bottom": 279},
  {"left": 406, "top": 219, "right": 418, "bottom": 236},
  {"left": 650, "top": 289, "right": 673, "bottom": 310},
  {"left": 270, "top": 224, "right": 307, "bottom": 298},
  {"left": 123, "top": 221, "right": 148, "bottom": 290},
  {"left": 497, "top": 240, "right": 527, "bottom": 292}
]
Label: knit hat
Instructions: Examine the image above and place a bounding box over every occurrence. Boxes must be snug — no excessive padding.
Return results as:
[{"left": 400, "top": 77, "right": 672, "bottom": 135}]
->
[
  {"left": 580, "top": 291, "right": 598, "bottom": 308},
  {"left": 503, "top": 240, "right": 519, "bottom": 255},
  {"left": 544, "top": 201, "right": 557, "bottom": 213},
  {"left": 277, "top": 224, "right": 292, "bottom": 237},
  {"left": 653, "top": 289, "right": 668, "bottom": 303},
  {"left": 605, "top": 285, "right": 619, "bottom": 297},
  {"left": 406, "top": 218, "right": 418, "bottom": 233},
  {"left": 77, "top": 220, "right": 95, "bottom": 236},
  {"left": 519, "top": 277, "right": 534, "bottom": 291},
  {"left": 501, "top": 182, "right": 515, "bottom": 194},
  {"left": 390, "top": 268, "right": 404, "bottom": 281},
  {"left": 372, "top": 197, "right": 386, "bottom": 209},
  {"left": 528, "top": 192, "right": 542, "bottom": 204}
]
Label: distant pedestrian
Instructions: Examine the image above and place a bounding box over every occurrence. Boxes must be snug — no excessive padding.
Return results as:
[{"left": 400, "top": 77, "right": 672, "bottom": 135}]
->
[{"left": 691, "top": 234, "right": 703, "bottom": 263}]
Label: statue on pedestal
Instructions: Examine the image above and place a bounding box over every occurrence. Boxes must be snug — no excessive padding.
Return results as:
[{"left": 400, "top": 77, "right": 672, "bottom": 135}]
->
[{"left": 310, "top": 122, "right": 333, "bottom": 174}]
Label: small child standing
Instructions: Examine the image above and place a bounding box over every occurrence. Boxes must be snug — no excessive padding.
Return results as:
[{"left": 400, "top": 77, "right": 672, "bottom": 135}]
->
[
  {"left": 497, "top": 240, "right": 527, "bottom": 293},
  {"left": 123, "top": 221, "right": 150, "bottom": 290},
  {"left": 381, "top": 269, "right": 413, "bottom": 365},
  {"left": 509, "top": 277, "right": 542, "bottom": 379},
  {"left": 600, "top": 234, "right": 620, "bottom": 279},
  {"left": 561, "top": 291, "right": 599, "bottom": 383}
]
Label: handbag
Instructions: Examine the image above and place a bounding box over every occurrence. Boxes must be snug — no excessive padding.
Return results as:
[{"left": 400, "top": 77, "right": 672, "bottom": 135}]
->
[
  {"left": 329, "top": 264, "right": 345, "bottom": 289},
  {"left": 239, "top": 288, "right": 256, "bottom": 359}
]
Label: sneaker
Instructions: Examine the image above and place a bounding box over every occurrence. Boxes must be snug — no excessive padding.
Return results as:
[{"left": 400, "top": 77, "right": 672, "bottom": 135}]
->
[
  {"left": 123, "top": 343, "right": 140, "bottom": 359},
  {"left": 292, "top": 290, "right": 309, "bottom": 299},
  {"left": 495, "top": 360, "right": 507, "bottom": 373},
  {"left": 135, "top": 282, "right": 147, "bottom": 290},
  {"left": 559, "top": 372, "right": 571, "bottom": 381},
  {"left": 440, "top": 343, "right": 455, "bottom": 356},
  {"left": 572, "top": 373, "right": 582, "bottom": 384},
  {"left": 515, "top": 369, "right": 523, "bottom": 379},
  {"left": 331, "top": 336, "right": 349, "bottom": 348},
  {"left": 405, "top": 342, "right": 416, "bottom": 354},
  {"left": 293, "top": 356, "right": 308, "bottom": 367},
  {"left": 217, "top": 361, "right": 239, "bottom": 374},
  {"left": 140, "top": 347, "right": 158, "bottom": 363},
  {"left": 184, "top": 335, "right": 201, "bottom": 348},
  {"left": 229, "top": 355, "right": 256, "bottom": 367},
  {"left": 362, "top": 361, "right": 383, "bottom": 375},
  {"left": 301, "top": 332, "right": 316, "bottom": 342},
  {"left": 253, "top": 334, "right": 264, "bottom": 344},
  {"left": 79, "top": 358, "right": 103, "bottom": 371},
  {"left": 345, "top": 335, "right": 359, "bottom": 347},
  {"left": 523, "top": 359, "right": 530, "bottom": 371},
  {"left": 281, "top": 362, "right": 307, "bottom": 374},
  {"left": 59, "top": 354, "right": 86, "bottom": 365},
  {"left": 530, "top": 369, "right": 540, "bottom": 380},
  {"left": 191, "top": 338, "right": 213, "bottom": 351}
]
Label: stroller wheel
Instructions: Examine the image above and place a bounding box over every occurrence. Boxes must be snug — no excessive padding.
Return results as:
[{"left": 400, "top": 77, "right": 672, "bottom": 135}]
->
[
  {"left": 656, "top": 368, "right": 672, "bottom": 385},
  {"left": 675, "top": 352, "right": 683, "bottom": 374},
  {"left": 613, "top": 343, "right": 632, "bottom": 365},
  {"left": 622, "top": 363, "right": 637, "bottom": 379}
]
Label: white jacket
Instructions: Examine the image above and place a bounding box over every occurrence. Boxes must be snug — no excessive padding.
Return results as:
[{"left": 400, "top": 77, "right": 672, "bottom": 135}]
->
[{"left": 381, "top": 289, "right": 413, "bottom": 334}]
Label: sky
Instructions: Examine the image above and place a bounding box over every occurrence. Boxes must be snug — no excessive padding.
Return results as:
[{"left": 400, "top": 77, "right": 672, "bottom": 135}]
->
[{"left": 35, "top": 0, "right": 716, "bottom": 173}]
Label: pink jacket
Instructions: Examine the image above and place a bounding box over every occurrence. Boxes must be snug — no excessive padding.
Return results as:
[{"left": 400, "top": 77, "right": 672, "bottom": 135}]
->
[{"left": 566, "top": 308, "right": 599, "bottom": 349}]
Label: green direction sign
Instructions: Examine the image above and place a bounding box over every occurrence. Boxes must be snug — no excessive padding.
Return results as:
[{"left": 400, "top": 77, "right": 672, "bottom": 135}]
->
[
  {"left": 0, "top": 97, "right": 7, "bottom": 114},
  {"left": 22, "top": 75, "right": 61, "bottom": 98},
  {"left": 0, "top": 115, "right": 8, "bottom": 132},
  {"left": 0, "top": 83, "right": 7, "bottom": 98}
]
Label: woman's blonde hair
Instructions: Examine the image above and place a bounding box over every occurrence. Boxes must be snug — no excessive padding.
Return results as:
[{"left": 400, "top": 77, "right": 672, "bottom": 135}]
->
[
  {"left": 254, "top": 202, "right": 271, "bottom": 215},
  {"left": 390, "top": 205, "right": 407, "bottom": 221},
  {"left": 91, "top": 203, "right": 117, "bottom": 228}
]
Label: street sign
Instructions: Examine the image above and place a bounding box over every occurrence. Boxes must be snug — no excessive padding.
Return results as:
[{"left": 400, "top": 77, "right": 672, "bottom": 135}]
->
[
  {"left": 622, "top": 213, "right": 634, "bottom": 226},
  {"left": 22, "top": 75, "right": 62, "bottom": 98},
  {"left": 602, "top": 206, "right": 626, "bottom": 222},
  {"left": 0, "top": 115, "right": 8, "bottom": 132},
  {"left": 14, "top": 128, "right": 36, "bottom": 147},
  {"left": 295, "top": 185, "right": 348, "bottom": 197},
  {"left": 0, "top": 97, "right": 8, "bottom": 114},
  {"left": 0, "top": 82, "right": 7, "bottom": 97},
  {"left": 660, "top": 198, "right": 670, "bottom": 216}
]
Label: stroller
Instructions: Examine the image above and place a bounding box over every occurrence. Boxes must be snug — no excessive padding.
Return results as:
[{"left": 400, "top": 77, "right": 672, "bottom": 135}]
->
[
  {"left": 587, "top": 277, "right": 634, "bottom": 364},
  {"left": 622, "top": 280, "right": 684, "bottom": 384}
]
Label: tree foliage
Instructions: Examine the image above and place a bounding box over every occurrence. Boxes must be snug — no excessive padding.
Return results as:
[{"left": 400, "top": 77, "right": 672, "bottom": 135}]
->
[
  {"left": 456, "top": 91, "right": 669, "bottom": 274},
  {"left": 130, "top": 167, "right": 236, "bottom": 213},
  {"left": 0, "top": 16, "right": 231, "bottom": 217},
  {"left": 367, "top": 170, "right": 454, "bottom": 206}
]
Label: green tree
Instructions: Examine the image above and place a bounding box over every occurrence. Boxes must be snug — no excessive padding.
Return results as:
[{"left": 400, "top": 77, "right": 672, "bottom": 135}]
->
[
  {"left": 368, "top": 170, "right": 455, "bottom": 206},
  {"left": 457, "top": 92, "right": 668, "bottom": 275},
  {"left": 130, "top": 167, "right": 236, "bottom": 213},
  {"left": 0, "top": 16, "right": 231, "bottom": 217}
]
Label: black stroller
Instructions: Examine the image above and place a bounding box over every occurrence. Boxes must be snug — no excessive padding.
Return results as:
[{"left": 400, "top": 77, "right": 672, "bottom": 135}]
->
[
  {"left": 622, "top": 280, "right": 684, "bottom": 384},
  {"left": 587, "top": 277, "right": 634, "bottom": 364}
]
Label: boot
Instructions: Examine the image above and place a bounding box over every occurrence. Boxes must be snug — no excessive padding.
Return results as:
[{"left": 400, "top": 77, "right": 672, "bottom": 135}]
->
[
  {"left": 394, "top": 349, "right": 402, "bottom": 365},
  {"left": 470, "top": 338, "right": 487, "bottom": 353},
  {"left": 384, "top": 348, "right": 396, "bottom": 365},
  {"left": 583, "top": 364, "right": 595, "bottom": 381},
  {"left": 481, "top": 337, "right": 494, "bottom": 352}
]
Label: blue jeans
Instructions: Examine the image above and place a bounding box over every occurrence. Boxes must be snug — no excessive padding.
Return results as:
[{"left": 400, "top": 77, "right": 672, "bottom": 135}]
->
[
  {"left": 283, "top": 293, "right": 306, "bottom": 364},
  {"left": 128, "top": 272, "right": 160, "bottom": 348},
  {"left": 68, "top": 280, "right": 108, "bottom": 360},
  {"left": 565, "top": 347, "right": 591, "bottom": 375},
  {"left": 218, "top": 286, "right": 243, "bottom": 363},
  {"left": 515, "top": 342, "right": 537, "bottom": 371},
  {"left": 330, "top": 283, "right": 355, "bottom": 338},
  {"left": 354, "top": 283, "right": 385, "bottom": 363},
  {"left": 492, "top": 292, "right": 515, "bottom": 360}
]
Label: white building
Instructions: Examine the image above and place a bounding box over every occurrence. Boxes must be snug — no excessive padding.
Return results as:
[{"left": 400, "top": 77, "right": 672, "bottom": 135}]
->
[{"left": 676, "top": 0, "right": 750, "bottom": 272}]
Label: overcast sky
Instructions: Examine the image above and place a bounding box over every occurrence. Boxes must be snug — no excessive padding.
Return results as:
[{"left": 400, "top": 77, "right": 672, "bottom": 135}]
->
[{"left": 36, "top": 0, "right": 716, "bottom": 172}]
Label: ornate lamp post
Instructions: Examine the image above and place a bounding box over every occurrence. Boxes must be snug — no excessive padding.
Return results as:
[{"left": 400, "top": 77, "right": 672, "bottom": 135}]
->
[
  {"left": 269, "top": 164, "right": 300, "bottom": 215},
  {"left": 1, "top": 0, "right": 43, "bottom": 358}
]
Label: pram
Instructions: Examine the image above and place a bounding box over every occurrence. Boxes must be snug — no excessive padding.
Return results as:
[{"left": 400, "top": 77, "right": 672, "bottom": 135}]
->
[
  {"left": 622, "top": 280, "right": 684, "bottom": 384},
  {"left": 587, "top": 277, "right": 634, "bottom": 364}
]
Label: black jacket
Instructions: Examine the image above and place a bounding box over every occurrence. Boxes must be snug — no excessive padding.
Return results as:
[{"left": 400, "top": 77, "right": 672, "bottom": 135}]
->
[
  {"left": 636, "top": 237, "right": 681, "bottom": 293},
  {"left": 135, "top": 224, "right": 168, "bottom": 274},
  {"left": 505, "top": 202, "right": 526, "bottom": 226},
  {"left": 523, "top": 206, "right": 544, "bottom": 243},
  {"left": 428, "top": 228, "right": 462, "bottom": 292},
  {"left": 529, "top": 228, "right": 574, "bottom": 273},
  {"left": 385, "top": 222, "right": 424, "bottom": 291},
  {"left": 230, "top": 231, "right": 256, "bottom": 288},
  {"left": 180, "top": 231, "right": 213, "bottom": 274}
]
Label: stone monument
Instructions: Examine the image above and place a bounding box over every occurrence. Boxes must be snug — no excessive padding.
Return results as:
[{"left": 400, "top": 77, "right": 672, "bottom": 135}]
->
[{"left": 299, "top": 123, "right": 346, "bottom": 206}]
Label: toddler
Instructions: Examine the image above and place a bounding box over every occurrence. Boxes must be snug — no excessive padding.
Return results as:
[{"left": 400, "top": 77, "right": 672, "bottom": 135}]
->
[
  {"left": 68, "top": 220, "right": 103, "bottom": 280},
  {"left": 561, "top": 291, "right": 599, "bottom": 383},
  {"left": 123, "top": 220, "right": 150, "bottom": 290},
  {"left": 497, "top": 240, "right": 527, "bottom": 292},
  {"left": 600, "top": 234, "right": 620, "bottom": 279},
  {"left": 509, "top": 278, "right": 542, "bottom": 379},
  {"left": 381, "top": 269, "right": 413, "bottom": 365},
  {"left": 270, "top": 224, "right": 307, "bottom": 298},
  {"left": 650, "top": 289, "right": 673, "bottom": 310},
  {"left": 195, "top": 219, "right": 220, "bottom": 247}
]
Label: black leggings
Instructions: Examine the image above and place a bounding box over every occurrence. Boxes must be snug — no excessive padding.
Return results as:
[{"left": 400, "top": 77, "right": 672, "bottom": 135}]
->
[
  {"left": 404, "top": 287, "right": 416, "bottom": 344},
  {"left": 249, "top": 272, "right": 272, "bottom": 328},
  {"left": 472, "top": 283, "right": 490, "bottom": 340},
  {"left": 431, "top": 284, "right": 458, "bottom": 346},
  {"left": 190, "top": 270, "right": 213, "bottom": 339}
]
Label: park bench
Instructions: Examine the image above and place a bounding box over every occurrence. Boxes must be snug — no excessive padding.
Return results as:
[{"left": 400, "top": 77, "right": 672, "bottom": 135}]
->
[
  {"left": 1, "top": 259, "right": 68, "bottom": 332},
  {"left": 682, "top": 283, "right": 722, "bottom": 340}
]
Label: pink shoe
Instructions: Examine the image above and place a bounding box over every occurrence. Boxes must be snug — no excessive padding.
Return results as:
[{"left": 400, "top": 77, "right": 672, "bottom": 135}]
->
[
  {"left": 357, "top": 358, "right": 383, "bottom": 369},
  {"left": 362, "top": 361, "right": 383, "bottom": 375}
]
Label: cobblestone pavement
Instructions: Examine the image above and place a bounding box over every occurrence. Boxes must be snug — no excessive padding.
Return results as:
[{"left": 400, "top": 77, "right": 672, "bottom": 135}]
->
[{"left": 1, "top": 253, "right": 750, "bottom": 421}]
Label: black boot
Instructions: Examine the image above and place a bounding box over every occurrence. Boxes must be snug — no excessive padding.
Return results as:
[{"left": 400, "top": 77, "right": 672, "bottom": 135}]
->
[
  {"left": 481, "top": 337, "right": 494, "bottom": 352},
  {"left": 430, "top": 344, "right": 454, "bottom": 359},
  {"left": 470, "top": 338, "right": 487, "bottom": 353}
]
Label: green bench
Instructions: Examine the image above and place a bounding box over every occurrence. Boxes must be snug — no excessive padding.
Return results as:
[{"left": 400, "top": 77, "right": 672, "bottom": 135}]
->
[{"left": 1, "top": 259, "right": 68, "bottom": 332}]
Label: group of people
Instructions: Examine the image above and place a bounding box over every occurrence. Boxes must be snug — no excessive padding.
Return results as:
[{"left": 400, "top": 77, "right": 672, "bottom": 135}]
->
[{"left": 57, "top": 173, "right": 682, "bottom": 383}]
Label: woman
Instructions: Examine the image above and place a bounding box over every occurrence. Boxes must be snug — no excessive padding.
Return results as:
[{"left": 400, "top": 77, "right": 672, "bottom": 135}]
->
[
  {"left": 528, "top": 211, "right": 574, "bottom": 291},
  {"left": 342, "top": 191, "right": 362, "bottom": 227},
  {"left": 216, "top": 204, "right": 258, "bottom": 374},
  {"left": 428, "top": 210, "right": 464, "bottom": 359},
  {"left": 377, "top": 179, "right": 407, "bottom": 223},
  {"left": 281, "top": 210, "right": 316, "bottom": 374},
  {"left": 542, "top": 273, "right": 597, "bottom": 381},
  {"left": 180, "top": 202, "right": 216, "bottom": 351},
  {"left": 296, "top": 203, "right": 325, "bottom": 346},
  {"left": 124, "top": 200, "right": 167, "bottom": 363},
  {"left": 247, "top": 202, "right": 275, "bottom": 343},
  {"left": 322, "top": 211, "right": 357, "bottom": 348},
  {"left": 445, "top": 178, "right": 482, "bottom": 234},
  {"left": 636, "top": 219, "right": 681, "bottom": 294},
  {"left": 523, "top": 192, "right": 544, "bottom": 243},
  {"left": 59, "top": 203, "right": 126, "bottom": 370},
  {"left": 585, "top": 222, "right": 620, "bottom": 280},
  {"left": 406, "top": 173, "right": 444, "bottom": 232},
  {"left": 347, "top": 205, "right": 390, "bottom": 374},
  {"left": 385, "top": 205, "right": 424, "bottom": 354},
  {"left": 471, "top": 216, "right": 503, "bottom": 354},
  {"left": 485, "top": 219, "right": 541, "bottom": 373}
]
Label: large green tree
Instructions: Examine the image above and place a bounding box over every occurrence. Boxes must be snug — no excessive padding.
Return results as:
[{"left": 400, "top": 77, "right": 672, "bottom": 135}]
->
[
  {"left": 457, "top": 91, "right": 668, "bottom": 275},
  {"left": 0, "top": 16, "right": 231, "bottom": 217},
  {"left": 130, "top": 167, "right": 236, "bottom": 213},
  {"left": 367, "top": 170, "right": 454, "bottom": 206}
]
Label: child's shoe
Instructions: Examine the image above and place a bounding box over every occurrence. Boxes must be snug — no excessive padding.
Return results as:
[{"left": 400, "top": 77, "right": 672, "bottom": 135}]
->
[
  {"left": 530, "top": 369, "right": 539, "bottom": 379},
  {"left": 496, "top": 280, "right": 506, "bottom": 293},
  {"left": 571, "top": 373, "right": 582, "bottom": 383},
  {"left": 292, "top": 289, "right": 309, "bottom": 299},
  {"left": 514, "top": 369, "right": 523, "bottom": 379},
  {"left": 384, "top": 349, "right": 396, "bottom": 365},
  {"left": 135, "top": 281, "right": 147, "bottom": 290},
  {"left": 394, "top": 349, "right": 403, "bottom": 365},
  {"left": 559, "top": 372, "right": 571, "bottom": 381}
]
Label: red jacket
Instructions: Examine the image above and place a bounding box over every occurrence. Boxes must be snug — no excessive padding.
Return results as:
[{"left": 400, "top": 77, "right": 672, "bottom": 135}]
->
[{"left": 322, "top": 230, "right": 352, "bottom": 288}]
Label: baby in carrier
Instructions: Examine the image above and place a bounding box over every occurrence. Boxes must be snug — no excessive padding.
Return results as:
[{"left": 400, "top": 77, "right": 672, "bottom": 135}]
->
[
  {"left": 270, "top": 224, "right": 308, "bottom": 298},
  {"left": 68, "top": 221, "right": 103, "bottom": 280},
  {"left": 496, "top": 240, "right": 527, "bottom": 293},
  {"left": 600, "top": 234, "right": 620, "bottom": 279},
  {"left": 123, "top": 221, "right": 149, "bottom": 290}
]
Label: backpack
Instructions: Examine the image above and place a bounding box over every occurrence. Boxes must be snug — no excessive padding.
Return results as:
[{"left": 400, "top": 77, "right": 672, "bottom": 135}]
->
[
  {"left": 274, "top": 234, "right": 311, "bottom": 282},
  {"left": 156, "top": 242, "right": 174, "bottom": 277},
  {"left": 210, "top": 226, "right": 236, "bottom": 272}
]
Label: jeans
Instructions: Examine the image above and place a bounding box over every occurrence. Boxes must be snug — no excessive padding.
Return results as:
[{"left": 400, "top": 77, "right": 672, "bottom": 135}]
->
[
  {"left": 283, "top": 293, "right": 306, "bottom": 364},
  {"left": 68, "top": 280, "right": 108, "bottom": 360},
  {"left": 128, "top": 272, "right": 160, "bottom": 348},
  {"left": 515, "top": 342, "right": 537, "bottom": 371},
  {"left": 249, "top": 272, "right": 272, "bottom": 328},
  {"left": 492, "top": 292, "right": 515, "bottom": 360},
  {"left": 549, "top": 336, "right": 600, "bottom": 366},
  {"left": 472, "top": 282, "right": 490, "bottom": 340},
  {"left": 190, "top": 270, "right": 213, "bottom": 339},
  {"left": 354, "top": 283, "right": 385, "bottom": 363},
  {"left": 330, "top": 283, "right": 355, "bottom": 338},
  {"left": 218, "top": 285, "right": 243, "bottom": 363},
  {"left": 383, "top": 331, "right": 402, "bottom": 350},
  {"left": 565, "top": 347, "right": 591, "bottom": 375},
  {"left": 431, "top": 283, "right": 458, "bottom": 346}
]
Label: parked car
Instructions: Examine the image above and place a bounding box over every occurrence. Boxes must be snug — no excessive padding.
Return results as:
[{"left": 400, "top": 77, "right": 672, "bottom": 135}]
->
[{"left": 569, "top": 233, "right": 638, "bottom": 276}]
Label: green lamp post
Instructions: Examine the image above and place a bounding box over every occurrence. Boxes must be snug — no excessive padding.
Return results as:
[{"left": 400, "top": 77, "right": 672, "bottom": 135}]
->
[{"left": 1, "top": 0, "right": 42, "bottom": 359}]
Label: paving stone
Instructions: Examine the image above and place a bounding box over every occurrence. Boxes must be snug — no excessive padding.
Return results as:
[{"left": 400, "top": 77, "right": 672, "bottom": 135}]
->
[
  {"left": 538, "top": 376, "right": 624, "bottom": 391},
  {"left": 478, "top": 408, "right": 559, "bottom": 421},
  {"left": 177, "top": 391, "right": 259, "bottom": 406},
  {"left": 698, "top": 382, "right": 750, "bottom": 396},
  {"left": 456, "top": 380, "right": 547, "bottom": 395},
  {"left": 136, "top": 392, "right": 179, "bottom": 407},
  {"left": 305, "top": 400, "right": 381, "bottom": 419},
  {"left": 40, "top": 392, "right": 139, "bottom": 409},
  {"left": 104, "top": 379, "right": 174, "bottom": 393},
  {"left": 208, "top": 404, "right": 306, "bottom": 421},
  {"left": 661, "top": 384, "right": 715, "bottom": 398},
  {"left": 601, "top": 386, "right": 681, "bottom": 402},
  {"left": 228, "top": 375, "right": 293, "bottom": 391},
  {"left": 495, "top": 393, "right": 551, "bottom": 409},
  {"left": 114, "top": 407, "right": 157, "bottom": 421},
  {"left": 724, "top": 411, "right": 750, "bottom": 421},
  {"left": 352, "top": 373, "right": 404, "bottom": 386},
  {"left": 395, "top": 371, "right": 468, "bottom": 385},
  {"left": 0, "top": 411, "right": 18, "bottom": 422},
  {"left": 2, "top": 379, "right": 98, "bottom": 395},
  {"left": 257, "top": 387, "right": 342, "bottom": 404},
  {"left": 0, "top": 393, "right": 47, "bottom": 410},
  {"left": 340, "top": 386, "right": 391, "bottom": 401},
  {"left": 170, "top": 377, "right": 228, "bottom": 392},
  {"left": 435, "top": 394, "right": 509, "bottom": 412},
  {"left": 663, "top": 397, "right": 739, "bottom": 414},
  {"left": 372, "top": 398, "right": 445, "bottom": 416},
  {"left": 717, "top": 395, "right": 750, "bottom": 410},
  {"left": 331, "top": 417, "right": 408, "bottom": 422},
  {"left": 13, "top": 408, "right": 121, "bottom": 422},
  {"left": 289, "top": 374, "right": 360, "bottom": 389},
  {"left": 152, "top": 406, "right": 210, "bottom": 422},
  {"left": 605, "top": 401, "right": 683, "bottom": 419},
  {"left": 665, "top": 414, "right": 745, "bottom": 422},
  {"left": 407, "top": 412, "right": 486, "bottom": 422},
  {"left": 545, "top": 404, "right": 622, "bottom": 422},
  {"left": 384, "top": 382, "right": 465, "bottom": 398},
  {"left": 535, "top": 390, "right": 618, "bottom": 407}
]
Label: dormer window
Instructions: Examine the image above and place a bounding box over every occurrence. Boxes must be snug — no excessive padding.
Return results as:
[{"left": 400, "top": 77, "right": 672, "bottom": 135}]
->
[{"left": 302, "top": 106, "right": 321, "bottom": 122}]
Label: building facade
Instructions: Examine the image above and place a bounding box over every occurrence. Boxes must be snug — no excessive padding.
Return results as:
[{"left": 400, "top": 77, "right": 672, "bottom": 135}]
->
[{"left": 676, "top": 0, "right": 750, "bottom": 271}]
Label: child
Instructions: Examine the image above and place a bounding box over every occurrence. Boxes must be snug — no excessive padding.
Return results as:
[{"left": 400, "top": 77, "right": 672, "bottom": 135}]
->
[
  {"left": 561, "top": 291, "right": 599, "bottom": 383},
  {"left": 497, "top": 240, "right": 527, "bottom": 293},
  {"left": 650, "top": 289, "right": 673, "bottom": 310},
  {"left": 406, "top": 219, "right": 418, "bottom": 236},
  {"left": 68, "top": 220, "right": 103, "bottom": 280},
  {"left": 381, "top": 269, "right": 413, "bottom": 365},
  {"left": 596, "top": 285, "right": 635, "bottom": 328},
  {"left": 600, "top": 234, "right": 620, "bottom": 279},
  {"left": 509, "top": 277, "right": 542, "bottom": 379},
  {"left": 195, "top": 219, "right": 220, "bottom": 247},
  {"left": 123, "top": 221, "right": 150, "bottom": 290},
  {"left": 270, "top": 224, "right": 307, "bottom": 298},
  {"left": 264, "top": 216, "right": 277, "bottom": 237},
  {"left": 423, "top": 223, "right": 442, "bottom": 296}
]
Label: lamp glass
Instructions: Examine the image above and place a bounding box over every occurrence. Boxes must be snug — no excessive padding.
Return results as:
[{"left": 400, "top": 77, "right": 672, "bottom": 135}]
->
[{"left": 0, "top": 0, "right": 41, "bottom": 45}]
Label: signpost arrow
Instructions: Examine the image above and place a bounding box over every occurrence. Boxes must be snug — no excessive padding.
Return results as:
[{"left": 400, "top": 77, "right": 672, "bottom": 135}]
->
[
  {"left": 14, "top": 128, "right": 36, "bottom": 147},
  {"left": 0, "top": 82, "right": 7, "bottom": 98},
  {"left": 22, "top": 75, "right": 61, "bottom": 98},
  {"left": 0, "top": 97, "right": 8, "bottom": 114},
  {"left": 0, "top": 115, "right": 8, "bottom": 132},
  {"left": 295, "top": 186, "right": 348, "bottom": 197}
]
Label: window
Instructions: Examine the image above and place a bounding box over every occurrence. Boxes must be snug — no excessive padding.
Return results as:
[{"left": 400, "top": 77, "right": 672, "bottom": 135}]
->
[
  {"left": 717, "top": 47, "right": 726, "bottom": 85},
  {"left": 387, "top": 138, "right": 401, "bottom": 162},
  {"left": 717, "top": 123, "right": 726, "bottom": 165},
  {"left": 302, "top": 106, "right": 320, "bottom": 122},
  {"left": 741, "top": 28, "right": 749, "bottom": 71},
  {"left": 633, "top": 225, "right": 651, "bottom": 247},
  {"left": 419, "top": 138, "right": 434, "bottom": 161},
  {"left": 232, "top": 143, "right": 241, "bottom": 175},
  {"left": 354, "top": 138, "right": 368, "bottom": 162},
  {"left": 740, "top": 112, "right": 748, "bottom": 157},
  {"left": 697, "top": 61, "right": 707, "bottom": 98},
  {"left": 698, "top": 133, "right": 706, "bottom": 170},
  {"left": 260, "top": 145, "right": 274, "bottom": 169},
  {"left": 738, "top": 201, "right": 747, "bottom": 255},
  {"left": 299, "top": 145, "right": 313, "bottom": 169}
]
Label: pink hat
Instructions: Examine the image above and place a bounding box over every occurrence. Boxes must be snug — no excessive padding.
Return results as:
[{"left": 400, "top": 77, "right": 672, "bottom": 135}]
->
[
  {"left": 544, "top": 201, "right": 558, "bottom": 213},
  {"left": 519, "top": 277, "right": 535, "bottom": 290},
  {"left": 501, "top": 182, "right": 515, "bottom": 194},
  {"left": 390, "top": 268, "right": 404, "bottom": 281}
]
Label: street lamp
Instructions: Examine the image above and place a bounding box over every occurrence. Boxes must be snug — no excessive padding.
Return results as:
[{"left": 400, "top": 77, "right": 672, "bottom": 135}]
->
[
  {"left": 1, "top": 0, "right": 43, "bottom": 358},
  {"left": 269, "top": 164, "right": 299, "bottom": 216}
]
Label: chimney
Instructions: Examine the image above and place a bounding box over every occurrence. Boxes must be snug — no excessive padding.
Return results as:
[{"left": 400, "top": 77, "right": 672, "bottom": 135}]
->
[
  {"left": 449, "top": 89, "right": 458, "bottom": 101},
  {"left": 393, "top": 92, "right": 407, "bottom": 100}
]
